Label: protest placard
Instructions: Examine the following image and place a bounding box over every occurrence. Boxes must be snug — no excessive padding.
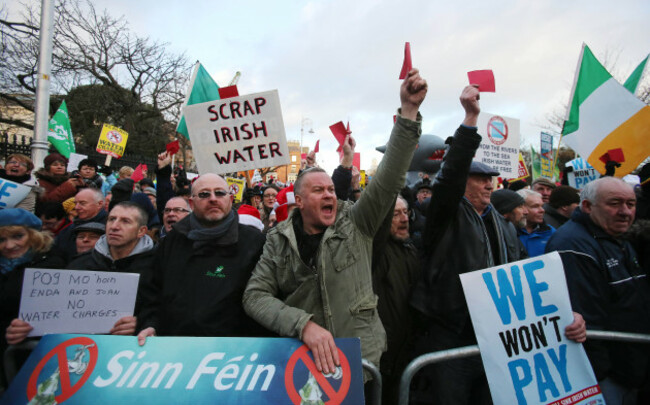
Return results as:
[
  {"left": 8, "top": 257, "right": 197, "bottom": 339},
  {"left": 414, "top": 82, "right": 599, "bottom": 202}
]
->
[
  {"left": 183, "top": 90, "right": 290, "bottom": 174},
  {"left": 540, "top": 133, "right": 555, "bottom": 179},
  {"left": 1, "top": 335, "right": 364, "bottom": 405},
  {"left": 0, "top": 178, "right": 31, "bottom": 208},
  {"left": 226, "top": 177, "right": 246, "bottom": 202},
  {"left": 475, "top": 112, "right": 520, "bottom": 178},
  {"left": 66, "top": 152, "right": 87, "bottom": 174},
  {"left": 460, "top": 252, "right": 603, "bottom": 405},
  {"left": 565, "top": 158, "right": 599, "bottom": 189},
  {"left": 19, "top": 268, "right": 139, "bottom": 336},
  {"left": 96, "top": 124, "right": 129, "bottom": 158}
]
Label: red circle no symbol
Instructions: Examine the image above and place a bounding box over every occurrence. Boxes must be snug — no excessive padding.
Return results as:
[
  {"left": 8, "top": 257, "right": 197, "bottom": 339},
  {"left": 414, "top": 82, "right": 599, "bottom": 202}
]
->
[
  {"left": 27, "top": 336, "right": 98, "bottom": 403},
  {"left": 284, "top": 345, "right": 351, "bottom": 405},
  {"left": 487, "top": 116, "right": 508, "bottom": 146}
]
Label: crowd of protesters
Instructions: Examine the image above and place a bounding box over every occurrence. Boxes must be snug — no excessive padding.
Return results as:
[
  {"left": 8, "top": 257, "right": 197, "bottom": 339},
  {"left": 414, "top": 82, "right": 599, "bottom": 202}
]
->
[{"left": 1, "top": 69, "right": 649, "bottom": 405}]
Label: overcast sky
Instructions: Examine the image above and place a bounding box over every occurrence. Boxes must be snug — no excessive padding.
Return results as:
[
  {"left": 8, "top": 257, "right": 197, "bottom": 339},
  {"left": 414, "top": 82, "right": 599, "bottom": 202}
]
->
[{"left": 9, "top": 0, "right": 650, "bottom": 173}]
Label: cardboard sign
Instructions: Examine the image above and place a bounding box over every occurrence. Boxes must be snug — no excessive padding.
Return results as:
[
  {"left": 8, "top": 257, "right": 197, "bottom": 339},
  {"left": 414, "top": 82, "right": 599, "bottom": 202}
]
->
[
  {"left": 360, "top": 170, "right": 366, "bottom": 188},
  {"left": 0, "top": 178, "right": 32, "bottom": 208},
  {"left": 184, "top": 90, "right": 290, "bottom": 175},
  {"left": 19, "top": 268, "right": 139, "bottom": 336},
  {"left": 540, "top": 133, "right": 555, "bottom": 179},
  {"left": 1, "top": 335, "right": 364, "bottom": 405},
  {"left": 96, "top": 124, "right": 129, "bottom": 158},
  {"left": 226, "top": 177, "right": 246, "bottom": 202},
  {"left": 67, "top": 153, "right": 88, "bottom": 174},
  {"left": 460, "top": 252, "right": 603, "bottom": 405},
  {"left": 475, "top": 112, "right": 521, "bottom": 178},
  {"left": 509, "top": 153, "right": 530, "bottom": 181},
  {"left": 565, "top": 158, "right": 599, "bottom": 189}
]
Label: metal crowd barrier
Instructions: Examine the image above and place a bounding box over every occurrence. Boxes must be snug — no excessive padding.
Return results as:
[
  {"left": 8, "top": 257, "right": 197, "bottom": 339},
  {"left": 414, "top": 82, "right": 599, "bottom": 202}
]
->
[
  {"left": 362, "top": 358, "right": 382, "bottom": 405},
  {"left": 398, "top": 330, "right": 650, "bottom": 405}
]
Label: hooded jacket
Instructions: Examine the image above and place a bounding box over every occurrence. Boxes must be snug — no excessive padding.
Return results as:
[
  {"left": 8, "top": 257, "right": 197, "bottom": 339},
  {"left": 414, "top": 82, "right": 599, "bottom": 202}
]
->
[{"left": 137, "top": 212, "right": 266, "bottom": 337}]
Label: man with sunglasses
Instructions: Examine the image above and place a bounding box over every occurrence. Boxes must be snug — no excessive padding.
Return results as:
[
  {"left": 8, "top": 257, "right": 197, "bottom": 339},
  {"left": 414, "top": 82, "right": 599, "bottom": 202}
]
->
[{"left": 136, "top": 173, "right": 267, "bottom": 343}]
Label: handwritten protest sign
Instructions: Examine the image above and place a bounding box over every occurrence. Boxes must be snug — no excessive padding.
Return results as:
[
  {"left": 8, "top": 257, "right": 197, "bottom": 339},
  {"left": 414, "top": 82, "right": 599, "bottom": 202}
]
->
[
  {"left": 1, "top": 335, "right": 364, "bottom": 405},
  {"left": 19, "top": 268, "right": 139, "bottom": 336},
  {"left": 96, "top": 124, "right": 129, "bottom": 158},
  {"left": 460, "top": 252, "right": 603, "bottom": 405},
  {"left": 475, "top": 112, "right": 520, "bottom": 178},
  {"left": 226, "top": 177, "right": 245, "bottom": 202},
  {"left": 0, "top": 178, "right": 31, "bottom": 208},
  {"left": 184, "top": 90, "right": 290, "bottom": 174},
  {"left": 565, "top": 158, "right": 599, "bottom": 190}
]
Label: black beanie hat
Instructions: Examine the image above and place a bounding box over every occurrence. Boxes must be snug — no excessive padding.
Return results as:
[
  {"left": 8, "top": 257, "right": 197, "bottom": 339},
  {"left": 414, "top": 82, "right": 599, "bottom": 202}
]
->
[{"left": 491, "top": 189, "right": 525, "bottom": 215}]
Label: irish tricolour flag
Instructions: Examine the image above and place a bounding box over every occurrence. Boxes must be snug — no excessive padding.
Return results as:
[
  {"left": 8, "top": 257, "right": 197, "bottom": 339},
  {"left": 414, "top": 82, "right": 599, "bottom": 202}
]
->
[{"left": 562, "top": 44, "right": 650, "bottom": 176}]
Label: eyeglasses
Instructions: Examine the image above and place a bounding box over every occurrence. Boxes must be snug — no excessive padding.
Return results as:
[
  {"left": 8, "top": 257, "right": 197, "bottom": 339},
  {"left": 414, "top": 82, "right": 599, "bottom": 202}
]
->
[
  {"left": 163, "top": 207, "right": 190, "bottom": 214},
  {"left": 263, "top": 194, "right": 277, "bottom": 199},
  {"left": 7, "top": 160, "right": 28, "bottom": 167},
  {"left": 194, "top": 190, "right": 230, "bottom": 199}
]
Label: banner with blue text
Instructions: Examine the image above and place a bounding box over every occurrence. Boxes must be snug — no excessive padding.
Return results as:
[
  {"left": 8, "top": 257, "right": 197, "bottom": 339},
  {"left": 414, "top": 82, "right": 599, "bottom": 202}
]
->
[
  {"left": 1, "top": 335, "right": 364, "bottom": 404},
  {"left": 460, "top": 252, "right": 603, "bottom": 405}
]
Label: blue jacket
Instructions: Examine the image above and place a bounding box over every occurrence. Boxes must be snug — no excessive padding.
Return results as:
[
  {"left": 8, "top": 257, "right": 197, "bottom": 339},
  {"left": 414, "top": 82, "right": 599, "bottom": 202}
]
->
[
  {"left": 518, "top": 223, "right": 555, "bottom": 257},
  {"left": 546, "top": 208, "right": 650, "bottom": 388}
]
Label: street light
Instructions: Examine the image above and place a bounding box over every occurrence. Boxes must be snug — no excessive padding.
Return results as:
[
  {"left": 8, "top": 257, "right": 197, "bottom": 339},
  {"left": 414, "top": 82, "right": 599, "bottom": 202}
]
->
[{"left": 300, "top": 117, "right": 314, "bottom": 151}]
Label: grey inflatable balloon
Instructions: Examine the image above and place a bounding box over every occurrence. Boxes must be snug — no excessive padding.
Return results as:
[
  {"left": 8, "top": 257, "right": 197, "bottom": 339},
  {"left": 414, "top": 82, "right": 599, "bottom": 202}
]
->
[{"left": 376, "top": 134, "right": 448, "bottom": 186}]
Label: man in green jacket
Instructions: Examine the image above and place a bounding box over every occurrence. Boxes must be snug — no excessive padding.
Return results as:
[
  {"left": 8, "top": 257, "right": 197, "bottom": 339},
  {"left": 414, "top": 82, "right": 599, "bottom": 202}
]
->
[{"left": 243, "top": 68, "right": 427, "bottom": 376}]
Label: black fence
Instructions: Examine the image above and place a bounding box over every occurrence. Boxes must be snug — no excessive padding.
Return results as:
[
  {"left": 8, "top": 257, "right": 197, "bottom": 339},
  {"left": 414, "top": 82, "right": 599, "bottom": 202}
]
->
[{"left": 0, "top": 132, "right": 158, "bottom": 173}]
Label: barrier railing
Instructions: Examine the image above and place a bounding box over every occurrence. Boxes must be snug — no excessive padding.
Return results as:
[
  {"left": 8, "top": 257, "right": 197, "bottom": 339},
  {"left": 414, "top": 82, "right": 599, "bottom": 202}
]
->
[
  {"left": 362, "top": 358, "right": 382, "bottom": 405},
  {"left": 398, "top": 330, "right": 650, "bottom": 405}
]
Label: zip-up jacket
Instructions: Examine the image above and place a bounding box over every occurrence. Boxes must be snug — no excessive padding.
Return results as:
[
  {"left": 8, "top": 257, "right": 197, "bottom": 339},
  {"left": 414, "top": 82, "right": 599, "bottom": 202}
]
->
[
  {"left": 137, "top": 213, "right": 267, "bottom": 337},
  {"left": 546, "top": 208, "right": 650, "bottom": 388}
]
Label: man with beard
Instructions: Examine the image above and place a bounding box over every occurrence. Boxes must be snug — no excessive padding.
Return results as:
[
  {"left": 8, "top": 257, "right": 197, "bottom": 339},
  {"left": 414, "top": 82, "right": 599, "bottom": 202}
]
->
[{"left": 490, "top": 188, "right": 528, "bottom": 229}]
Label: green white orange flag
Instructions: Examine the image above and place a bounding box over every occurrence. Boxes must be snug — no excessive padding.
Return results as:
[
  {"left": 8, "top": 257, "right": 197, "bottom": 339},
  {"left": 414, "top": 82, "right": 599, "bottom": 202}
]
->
[
  {"left": 623, "top": 54, "right": 649, "bottom": 94},
  {"left": 562, "top": 44, "right": 650, "bottom": 176},
  {"left": 176, "top": 62, "right": 221, "bottom": 139},
  {"left": 47, "top": 100, "right": 76, "bottom": 158}
]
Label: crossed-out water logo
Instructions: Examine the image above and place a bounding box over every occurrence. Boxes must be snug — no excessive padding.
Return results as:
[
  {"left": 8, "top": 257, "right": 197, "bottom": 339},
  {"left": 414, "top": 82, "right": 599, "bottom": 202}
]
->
[
  {"left": 486, "top": 115, "right": 508, "bottom": 146},
  {"left": 27, "top": 336, "right": 98, "bottom": 403},
  {"left": 284, "top": 345, "right": 351, "bottom": 405}
]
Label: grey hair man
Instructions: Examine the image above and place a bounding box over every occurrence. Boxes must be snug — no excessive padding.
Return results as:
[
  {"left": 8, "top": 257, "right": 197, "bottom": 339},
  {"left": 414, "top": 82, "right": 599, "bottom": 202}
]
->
[{"left": 546, "top": 177, "right": 649, "bottom": 404}]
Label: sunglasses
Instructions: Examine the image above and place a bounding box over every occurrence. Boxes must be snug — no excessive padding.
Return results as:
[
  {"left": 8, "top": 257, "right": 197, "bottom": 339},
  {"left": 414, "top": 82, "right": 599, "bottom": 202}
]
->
[{"left": 194, "top": 190, "right": 230, "bottom": 199}]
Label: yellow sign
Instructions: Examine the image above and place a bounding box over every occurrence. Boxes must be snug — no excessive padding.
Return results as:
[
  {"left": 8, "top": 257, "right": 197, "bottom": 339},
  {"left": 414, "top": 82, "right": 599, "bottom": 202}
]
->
[
  {"left": 360, "top": 170, "right": 366, "bottom": 188},
  {"left": 96, "top": 124, "right": 129, "bottom": 158},
  {"left": 226, "top": 177, "right": 246, "bottom": 203}
]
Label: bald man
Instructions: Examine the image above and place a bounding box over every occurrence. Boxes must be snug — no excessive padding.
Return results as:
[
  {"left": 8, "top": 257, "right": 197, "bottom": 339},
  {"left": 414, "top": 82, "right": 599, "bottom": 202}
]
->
[{"left": 137, "top": 174, "right": 267, "bottom": 343}]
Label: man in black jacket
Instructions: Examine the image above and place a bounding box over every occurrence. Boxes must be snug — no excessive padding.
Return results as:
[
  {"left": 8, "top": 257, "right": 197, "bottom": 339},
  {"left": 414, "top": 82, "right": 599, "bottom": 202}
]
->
[
  {"left": 136, "top": 173, "right": 266, "bottom": 343},
  {"left": 67, "top": 201, "right": 155, "bottom": 336},
  {"left": 410, "top": 85, "right": 583, "bottom": 404}
]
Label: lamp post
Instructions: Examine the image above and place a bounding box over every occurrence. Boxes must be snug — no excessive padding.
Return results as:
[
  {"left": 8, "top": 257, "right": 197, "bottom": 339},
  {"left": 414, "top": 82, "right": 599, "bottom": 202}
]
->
[{"left": 300, "top": 117, "right": 314, "bottom": 151}]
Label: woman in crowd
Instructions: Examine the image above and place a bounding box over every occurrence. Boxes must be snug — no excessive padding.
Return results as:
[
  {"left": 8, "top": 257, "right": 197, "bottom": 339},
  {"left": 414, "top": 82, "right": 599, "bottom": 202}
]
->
[
  {"left": 260, "top": 184, "right": 279, "bottom": 232},
  {"left": 0, "top": 209, "right": 62, "bottom": 386},
  {"left": 35, "top": 153, "right": 84, "bottom": 203},
  {"left": 0, "top": 154, "right": 41, "bottom": 212}
]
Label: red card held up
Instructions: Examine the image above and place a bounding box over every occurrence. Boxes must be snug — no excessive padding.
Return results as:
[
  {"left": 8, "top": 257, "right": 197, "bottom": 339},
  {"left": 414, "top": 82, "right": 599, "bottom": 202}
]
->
[
  {"left": 353, "top": 153, "right": 361, "bottom": 170},
  {"left": 467, "top": 70, "right": 495, "bottom": 92},
  {"left": 329, "top": 121, "right": 347, "bottom": 151},
  {"left": 399, "top": 42, "right": 412, "bottom": 80},
  {"left": 131, "top": 164, "right": 145, "bottom": 183},
  {"left": 314, "top": 140, "right": 320, "bottom": 153},
  {"left": 218, "top": 85, "right": 239, "bottom": 99},
  {"left": 301, "top": 153, "right": 307, "bottom": 161},
  {"left": 599, "top": 148, "right": 625, "bottom": 164},
  {"left": 166, "top": 140, "right": 180, "bottom": 155}
]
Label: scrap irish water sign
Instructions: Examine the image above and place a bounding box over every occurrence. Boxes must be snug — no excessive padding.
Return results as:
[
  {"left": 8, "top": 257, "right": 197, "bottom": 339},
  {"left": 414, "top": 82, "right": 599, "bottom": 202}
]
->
[{"left": 0, "top": 335, "right": 364, "bottom": 404}]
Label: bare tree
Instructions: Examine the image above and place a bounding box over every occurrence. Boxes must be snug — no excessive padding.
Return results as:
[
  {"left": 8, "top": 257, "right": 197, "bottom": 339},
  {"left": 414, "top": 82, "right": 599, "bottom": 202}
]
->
[{"left": 0, "top": 0, "right": 189, "bottom": 138}]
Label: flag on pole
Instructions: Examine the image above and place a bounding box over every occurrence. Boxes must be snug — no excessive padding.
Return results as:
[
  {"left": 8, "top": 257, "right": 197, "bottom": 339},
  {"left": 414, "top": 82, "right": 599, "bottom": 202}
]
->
[
  {"left": 47, "top": 100, "right": 76, "bottom": 158},
  {"left": 562, "top": 44, "right": 650, "bottom": 176},
  {"left": 176, "top": 62, "right": 221, "bottom": 139},
  {"left": 623, "top": 54, "right": 649, "bottom": 94}
]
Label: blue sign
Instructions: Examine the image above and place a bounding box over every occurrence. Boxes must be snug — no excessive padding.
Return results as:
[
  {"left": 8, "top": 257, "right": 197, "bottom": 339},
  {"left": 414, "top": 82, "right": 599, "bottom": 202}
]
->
[{"left": 1, "top": 335, "right": 364, "bottom": 404}]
